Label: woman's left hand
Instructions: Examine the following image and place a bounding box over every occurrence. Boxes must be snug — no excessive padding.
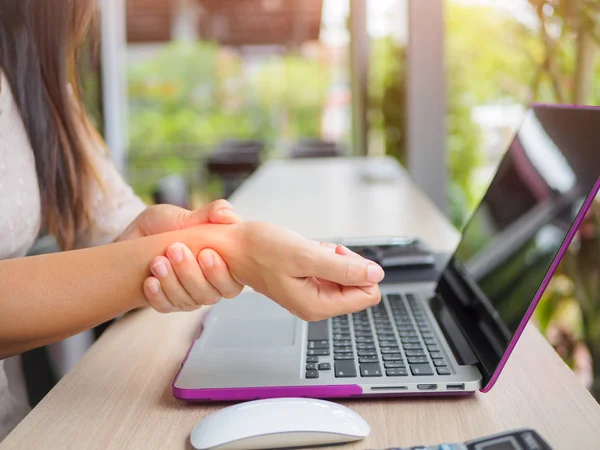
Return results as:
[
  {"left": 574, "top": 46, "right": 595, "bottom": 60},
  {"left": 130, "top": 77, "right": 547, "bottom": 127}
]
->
[{"left": 118, "top": 200, "right": 245, "bottom": 312}]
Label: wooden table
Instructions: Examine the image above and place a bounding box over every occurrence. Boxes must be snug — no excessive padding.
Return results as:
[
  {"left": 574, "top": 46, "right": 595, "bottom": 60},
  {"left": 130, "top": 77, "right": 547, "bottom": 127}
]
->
[{"left": 3, "top": 158, "right": 600, "bottom": 449}]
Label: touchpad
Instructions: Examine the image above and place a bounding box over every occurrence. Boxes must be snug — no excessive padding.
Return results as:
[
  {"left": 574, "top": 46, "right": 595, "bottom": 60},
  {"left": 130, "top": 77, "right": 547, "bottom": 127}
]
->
[{"left": 203, "top": 318, "right": 297, "bottom": 349}]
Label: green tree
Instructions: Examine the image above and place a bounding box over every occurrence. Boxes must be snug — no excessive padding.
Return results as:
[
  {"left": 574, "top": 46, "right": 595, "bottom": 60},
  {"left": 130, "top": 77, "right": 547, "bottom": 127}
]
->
[{"left": 251, "top": 55, "right": 331, "bottom": 145}]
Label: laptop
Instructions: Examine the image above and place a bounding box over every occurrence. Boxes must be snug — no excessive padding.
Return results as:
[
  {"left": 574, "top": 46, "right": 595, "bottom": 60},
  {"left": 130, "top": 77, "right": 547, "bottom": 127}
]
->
[{"left": 173, "top": 104, "right": 600, "bottom": 400}]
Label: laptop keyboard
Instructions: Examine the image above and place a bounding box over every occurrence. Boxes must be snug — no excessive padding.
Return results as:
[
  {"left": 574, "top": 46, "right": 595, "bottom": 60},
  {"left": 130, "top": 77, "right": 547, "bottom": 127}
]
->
[{"left": 305, "top": 293, "right": 451, "bottom": 379}]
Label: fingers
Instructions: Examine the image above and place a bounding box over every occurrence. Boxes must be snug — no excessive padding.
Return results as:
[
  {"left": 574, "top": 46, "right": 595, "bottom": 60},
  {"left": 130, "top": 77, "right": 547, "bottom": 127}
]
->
[
  {"left": 198, "top": 249, "right": 244, "bottom": 299},
  {"left": 148, "top": 255, "right": 198, "bottom": 311},
  {"left": 164, "top": 243, "right": 222, "bottom": 306},
  {"left": 143, "top": 277, "right": 177, "bottom": 313},
  {"left": 287, "top": 278, "right": 382, "bottom": 322},
  {"left": 301, "top": 245, "right": 385, "bottom": 287}
]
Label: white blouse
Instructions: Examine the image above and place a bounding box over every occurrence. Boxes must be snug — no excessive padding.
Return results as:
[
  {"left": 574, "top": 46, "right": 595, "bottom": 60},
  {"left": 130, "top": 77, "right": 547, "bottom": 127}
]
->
[{"left": 0, "top": 70, "right": 146, "bottom": 440}]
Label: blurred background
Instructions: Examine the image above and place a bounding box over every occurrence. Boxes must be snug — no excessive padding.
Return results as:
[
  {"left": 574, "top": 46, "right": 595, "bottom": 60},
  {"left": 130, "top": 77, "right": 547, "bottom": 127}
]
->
[{"left": 79, "top": 0, "right": 600, "bottom": 400}]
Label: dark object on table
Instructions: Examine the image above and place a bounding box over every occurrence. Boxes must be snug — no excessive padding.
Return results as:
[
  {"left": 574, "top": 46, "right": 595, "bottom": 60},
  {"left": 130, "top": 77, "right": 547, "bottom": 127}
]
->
[
  {"left": 348, "top": 239, "right": 436, "bottom": 269},
  {"left": 367, "top": 427, "right": 554, "bottom": 450},
  {"left": 290, "top": 139, "right": 343, "bottom": 159},
  {"left": 206, "top": 140, "right": 263, "bottom": 198},
  {"left": 152, "top": 174, "right": 190, "bottom": 208},
  {"left": 380, "top": 253, "right": 450, "bottom": 284}
]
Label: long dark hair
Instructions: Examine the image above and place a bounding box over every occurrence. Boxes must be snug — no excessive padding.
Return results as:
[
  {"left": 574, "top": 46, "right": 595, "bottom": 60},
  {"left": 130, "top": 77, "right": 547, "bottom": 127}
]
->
[{"left": 0, "top": 0, "right": 100, "bottom": 250}]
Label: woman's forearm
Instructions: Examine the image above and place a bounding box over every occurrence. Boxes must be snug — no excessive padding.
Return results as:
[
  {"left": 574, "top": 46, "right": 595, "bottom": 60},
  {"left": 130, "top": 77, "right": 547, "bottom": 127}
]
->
[{"left": 0, "top": 224, "right": 238, "bottom": 359}]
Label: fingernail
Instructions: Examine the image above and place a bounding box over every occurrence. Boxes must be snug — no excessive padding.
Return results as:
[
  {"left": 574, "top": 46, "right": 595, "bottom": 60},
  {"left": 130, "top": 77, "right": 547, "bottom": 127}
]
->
[
  {"left": 367, "top": 263, "right": 385, "bottom": 283},
  {"left": 148, "top": 280, "right": 160, "bottom": 295},
  {"left": 152, "top": 261, "right": 168, "bottom": 278},
  {"left": 167, "top": 245, "right": 184, "bottom": 263},
  {"left": 218, "top": 209, "right": 235, "bottom": 218},
  {"left": 199, "top": 250, "right": 214, "bottom": 269}
]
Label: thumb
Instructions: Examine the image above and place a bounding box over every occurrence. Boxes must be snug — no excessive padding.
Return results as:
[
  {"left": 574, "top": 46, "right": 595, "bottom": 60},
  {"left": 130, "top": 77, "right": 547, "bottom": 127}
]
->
[
  {"left": 185, "top": 200, "right": 241, "bottom": 226},
  {"left": 305, "top": 248, "right": 385, "bottom": 287}
]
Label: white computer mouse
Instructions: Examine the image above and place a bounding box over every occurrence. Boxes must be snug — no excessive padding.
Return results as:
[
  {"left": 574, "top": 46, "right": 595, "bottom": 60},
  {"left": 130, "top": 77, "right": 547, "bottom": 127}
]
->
[{"left": 190, "top": 397, "right": 370, "bottom": 450}]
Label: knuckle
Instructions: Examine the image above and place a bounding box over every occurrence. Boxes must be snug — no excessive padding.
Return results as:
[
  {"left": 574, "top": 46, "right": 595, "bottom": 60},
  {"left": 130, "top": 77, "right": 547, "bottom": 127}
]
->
[
  {"left": 202, "top": 292, "right": 222, "bottom": 306},
  {"left": 344, "top": 264, "right": 360, "bottom": 284}
]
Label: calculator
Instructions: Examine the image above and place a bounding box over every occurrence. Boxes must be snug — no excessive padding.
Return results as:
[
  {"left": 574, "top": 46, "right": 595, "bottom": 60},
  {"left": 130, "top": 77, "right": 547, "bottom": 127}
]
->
[{"left": 368, "top": 428, "right": 554, "bottom": 450}]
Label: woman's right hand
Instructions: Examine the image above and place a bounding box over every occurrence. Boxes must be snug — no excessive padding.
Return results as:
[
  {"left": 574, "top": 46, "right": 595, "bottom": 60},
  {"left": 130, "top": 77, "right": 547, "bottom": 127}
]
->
[{"left": 221, "top": 221, "right": 385, "bottom": 321}]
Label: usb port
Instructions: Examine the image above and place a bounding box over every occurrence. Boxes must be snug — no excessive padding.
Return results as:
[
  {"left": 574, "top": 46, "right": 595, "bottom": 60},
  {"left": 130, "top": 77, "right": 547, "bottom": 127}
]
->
[
  {"left": 447, "top": 383, "right": 465, "bottom": 391},
  {"left": 417, "top": 384, "right": 438, "bottom": 391}
]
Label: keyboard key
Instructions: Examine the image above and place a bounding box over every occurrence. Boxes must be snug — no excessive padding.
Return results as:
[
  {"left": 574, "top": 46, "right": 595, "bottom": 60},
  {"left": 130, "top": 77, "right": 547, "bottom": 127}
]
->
[
  {"left": 405, "top": 350, "right": 426, "bottom": 357},
  {"left": 424, "top": 338, "right": 436, "bottom": 345},
  {"left": 400, "top": 330, "right": 417, "bottom": 337},
  {"left": 359, "top": 356, "right": 379, "bottom": 363},
  {"left": 421, "top": 331, "right": 434, "bottom": 338},
  {"left": 335, "top": 361, "right": 357, "bottom": 378},
  {"left": 306, "top": 370, "right": 319, "bottom": 379},
  {"left": 379, "top": 340, "right": 397, "bottom": 347},
  {"left": 427, "top": 345, "right": 440, "bottom": 352},
  {"left": 384, "top": 361, "right": 405, "bottom": 368},
  {"left": 355, "top": 331, "right": 373, "bottom": 338},
  {"left": 402, "top": 337, "right": 421, "bottom": 343},
  {"left": 357, "top": 343, "right": 376, "bottom": 350},
  {"left": 382, "top": 354, "right": 403, "bottom": 361},
  {"left": 358, "top": 350, "right": 377, "bottom": 357},
  {"left": 318, "top": 363, "right": 331, "bottom": 371},
  {"left": 403, "top": 343, "right": 423, "bottom": 350},
  {"left": 388, "top": 294, "right": 402, "bottom": 302},
  {"left": 307, "top": 349, "right": 329, "bottom": 356},
  {"left": 306, "top": 363, "right": 317, "bottom": 370},
  {"left": 408, "top": 356, "right": 429, "bottom": 364},
  {"left": 333, "top": 326, "right": 350, "bottom": 333},
  {"left": 334, "top": 346, "right": 353, "bottom": 353},
  {"left": 437, "top": 367, "right": 451, "bottom": 375},
  {"left": 333, "top": 340, "right": 352, "bottom": 347},
  {"left": 360, "top": 363, "right": 383, "bottom": 377},
  {"left": 433, "top": 359, "right": 447, "bottom": 367},
  {"left": 308, "top": 340, "right": 329, "bottom": 349},
  {"left": 386, "top": 368, "right": 408, "bottom": 377},
  {"left": 430, "top": 351, "right": 443, "bottom": 359},
  {"left": 381, "top": 347, "right": 400, "bottom": 354},
  {"left": 334, "top": 354, "right": 354, "bottom": 361},
  {"left": 333, "top": 333, "right": 351, "bottom": 340},
  {"left": 410, "top": 364, "right": 434, "bottom": 376},
  {"left": 377, "top": 330, "right": 396, "bottom": 337},
  {"left": 356, "top": 337, "right": 374, "bottom": 344},
  {"left": 306, "top": 356, "right": 319, "bottom": 363},
  {"left": 308, "top": 321, "right": 329, "bottom": 341}
]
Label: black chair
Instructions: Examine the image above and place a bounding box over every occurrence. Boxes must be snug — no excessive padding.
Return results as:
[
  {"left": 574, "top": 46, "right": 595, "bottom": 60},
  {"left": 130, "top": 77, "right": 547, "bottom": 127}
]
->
[
  {"left": 205, "top": 140, "right": 264, "bottom": 198},
  {"left": 289, "top": 139, "right": 343, "bottom": 159}
]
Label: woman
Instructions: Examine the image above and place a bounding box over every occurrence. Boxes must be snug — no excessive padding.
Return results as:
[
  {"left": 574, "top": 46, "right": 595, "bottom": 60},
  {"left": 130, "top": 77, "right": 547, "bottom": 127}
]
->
[{"left": 0, "top": 0, "right": 384, "bottom": 440}]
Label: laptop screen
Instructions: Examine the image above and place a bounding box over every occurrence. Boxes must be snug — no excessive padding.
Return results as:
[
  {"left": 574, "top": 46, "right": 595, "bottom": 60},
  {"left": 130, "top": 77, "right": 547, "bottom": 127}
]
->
[{"left": 436, "top": 105, "right": 600, "bottom": 388}]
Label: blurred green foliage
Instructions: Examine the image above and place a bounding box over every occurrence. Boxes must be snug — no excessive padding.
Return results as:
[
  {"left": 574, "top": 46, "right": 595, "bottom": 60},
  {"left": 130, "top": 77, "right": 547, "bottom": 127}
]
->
[{"left": 127, "top": 42, "right": 329, "bottom": 154}]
